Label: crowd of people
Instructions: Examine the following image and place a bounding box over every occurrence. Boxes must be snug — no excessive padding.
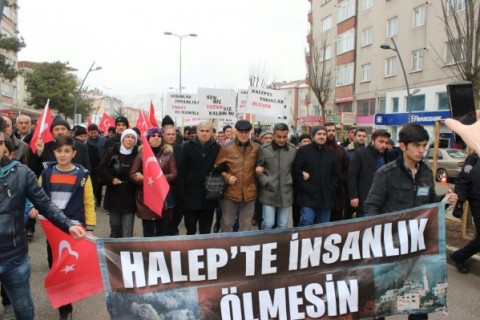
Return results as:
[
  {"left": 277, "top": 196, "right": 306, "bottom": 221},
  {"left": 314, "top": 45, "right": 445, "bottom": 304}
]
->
[{"left": 0, "top": 111, "right": 477, "bottom": 320}]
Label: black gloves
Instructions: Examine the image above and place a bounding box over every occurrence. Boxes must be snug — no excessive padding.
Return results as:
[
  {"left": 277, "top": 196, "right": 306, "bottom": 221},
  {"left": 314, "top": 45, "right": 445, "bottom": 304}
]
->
[{"left": 452, "top": 203, "right": 464, "bottom": 219}]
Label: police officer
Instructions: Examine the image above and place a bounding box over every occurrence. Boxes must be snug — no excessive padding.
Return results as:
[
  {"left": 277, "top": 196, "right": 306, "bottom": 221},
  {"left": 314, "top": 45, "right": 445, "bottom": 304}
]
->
[{"left": 450, "top": 152, "right": 480, "bottom": 274}]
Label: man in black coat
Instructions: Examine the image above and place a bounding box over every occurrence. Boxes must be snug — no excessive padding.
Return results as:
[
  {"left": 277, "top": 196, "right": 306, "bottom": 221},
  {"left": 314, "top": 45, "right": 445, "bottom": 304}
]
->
[
  {"left": 179, "top": 122, "right": 221, "bottom": 235},
  {"left": 347, "top": 129, "right": 390, "bottom": 218},
  {"left": 292, "top": 125, "right": 338, "bottom": 226}
]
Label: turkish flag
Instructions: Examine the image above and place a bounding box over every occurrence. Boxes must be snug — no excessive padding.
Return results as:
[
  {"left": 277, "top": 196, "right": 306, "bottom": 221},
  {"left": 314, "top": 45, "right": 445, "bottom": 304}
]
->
[
  {"left": 30, "top": 100, "right": 54, "bottom": 154},
  {"left": 142, "top": 134, "right": 170, "bottom": 216},
  {"left": 98, "top": 113, "right": 115, "bottom": 134},
  {"left": 149, "top": 101, "right": 159, "bottom": 127},
  {"left": 135, "top": 110, "right": 151, "bottom": 134},
  {"left": 39, "top": 217, "right": 104, "bottom": 309}
]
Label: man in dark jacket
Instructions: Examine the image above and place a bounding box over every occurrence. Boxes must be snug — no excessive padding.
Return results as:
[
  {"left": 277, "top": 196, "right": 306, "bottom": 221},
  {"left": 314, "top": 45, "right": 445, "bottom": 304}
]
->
[
  {"left": 364, "top": 123, "right": 457, "bottom": 320},
  {"left": 0, "top": 117, "right": 85, "bottom": 320},
  {"left": 347, "top": 129, "right": 390, "bottom": 218},
  {"left": 180, "top": 122, "right": 221, "bottom": 234},
  {"left": 450, "top": 152, "right": 480, "bottom": 274},
  {"left": 104, "top": 116, "right": 129, "bottom": 151},
  {"left": 292, "top": 125, "right": 338, "bottom": 226}
]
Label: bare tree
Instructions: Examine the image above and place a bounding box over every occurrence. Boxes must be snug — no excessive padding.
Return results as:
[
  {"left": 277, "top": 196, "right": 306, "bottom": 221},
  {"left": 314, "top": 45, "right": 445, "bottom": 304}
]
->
[
  {"left": 306, "top": 37, "right": 334, "bottom": 124},
  {"left": 440, "top": 0, "right": 480, "bottom": 105},
  {"left": 248, "top": 61, "right": 271, "bottom": 88}
]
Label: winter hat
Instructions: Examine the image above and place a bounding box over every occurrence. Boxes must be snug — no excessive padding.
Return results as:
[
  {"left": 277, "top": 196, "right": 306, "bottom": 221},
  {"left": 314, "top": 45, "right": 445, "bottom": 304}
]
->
[
  {"left": 235, "top": 120, "right": 253, "bottom": 131},
  {"left": 146, "top": 127, "right": 164, "bottom": 139},
  {"left": 161, "top": 115, "right": 175, "bottom": 127},
  {"left": 120, "top": 129, "right": 138, "bottom": 155},
  {"left": 50, "top": 118, "right": 70, "bottom": 132},
  {"left": 299, "top": 133, "right": 311, "bottom": 143},
  {"left": 115, "top": 116, "right": 129, "bottom": 128},
  {"left": 260, "top": 129, "right": 273, "bottom": 139},
  {"left": 311, "top": 125, "right": 327, "bottom": 139},
  {"left": 74, "top": 126, "right": 87, "bottom": 137}
]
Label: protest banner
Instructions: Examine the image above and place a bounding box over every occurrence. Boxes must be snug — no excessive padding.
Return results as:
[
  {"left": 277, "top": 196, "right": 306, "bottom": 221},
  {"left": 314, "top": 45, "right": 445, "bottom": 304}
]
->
[
  {"left": 236, "top": 89, "right": 248, "bottom": 116},
  {"left": 198, "top": 88, "right": 237, "bottom": 118},
  {"left": 246, "top": 87, "right": 288, "bottom": 120},
  {"left": 165, "top": 93, "right": 200, "bottom": 117},
  {"left": 96, "top": 203, "right": 447, "bottom": 319}
]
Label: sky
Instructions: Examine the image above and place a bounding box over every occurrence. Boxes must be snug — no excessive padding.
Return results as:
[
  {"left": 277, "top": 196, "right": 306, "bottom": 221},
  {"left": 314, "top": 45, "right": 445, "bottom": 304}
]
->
[{"left": 18, "top": 0, "right": 310, "bottom": 106}]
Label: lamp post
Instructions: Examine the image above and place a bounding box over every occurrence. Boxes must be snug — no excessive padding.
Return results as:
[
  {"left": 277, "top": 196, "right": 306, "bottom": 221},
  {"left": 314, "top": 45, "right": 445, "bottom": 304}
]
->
[
  {"left": 73, "top": 61, "right": 102, "bottom": 125},
  {"left": 380, "top": 38, "right": 416, "bottom": 123},
  {"left": 164, "top": 32, "right": 197, "bottom": 94}
]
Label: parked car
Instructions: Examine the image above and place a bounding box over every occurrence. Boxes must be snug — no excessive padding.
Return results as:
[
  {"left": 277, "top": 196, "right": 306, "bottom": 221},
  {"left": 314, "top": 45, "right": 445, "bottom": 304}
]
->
[{"left": 424, "top": 148, "right": 467, "bottom": 182}]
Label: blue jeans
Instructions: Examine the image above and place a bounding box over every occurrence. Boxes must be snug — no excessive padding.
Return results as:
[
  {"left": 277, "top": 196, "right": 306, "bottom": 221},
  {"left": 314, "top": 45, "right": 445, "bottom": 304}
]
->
[
  {"left": 299, "top": 206, "right": 331, "bottom": 226},
  {"left": 0, "top": 255, "right": 34, "bottom": 320},
  {"left": 262, "top": 205, "right": 290, "bottom": 229}
]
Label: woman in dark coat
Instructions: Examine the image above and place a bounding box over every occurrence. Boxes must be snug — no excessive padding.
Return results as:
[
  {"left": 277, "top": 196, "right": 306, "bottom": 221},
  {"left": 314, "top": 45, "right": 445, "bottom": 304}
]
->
[
  {"left": 130, "top": 127, "right": 177, "bottom": 237},
  {"left": 99, "top": 129, "right": 138, "bottom": 238},
  {"left": 179, "top": 122, "right": 221, "bottom": 235}
]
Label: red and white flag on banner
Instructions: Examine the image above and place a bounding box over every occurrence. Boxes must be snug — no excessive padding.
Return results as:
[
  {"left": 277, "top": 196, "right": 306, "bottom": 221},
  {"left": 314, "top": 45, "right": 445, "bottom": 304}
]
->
[
  {"left": 135, "top": 110, "right": 152, "bottom": 134},
  {"left": 142, "top": 134, "right": 170, "bottom": 216},
  {"left": 30, "top": 100, "right": 54, "bottom": 153},
  {"left": 149, "top": 101, "right": 159, "bottom": 127},
  {"left": 98, "top": 113, "right": 115, "bottom": 134},
  {"left": 39, "top": 217, "right": 103, "bottom": 309}
]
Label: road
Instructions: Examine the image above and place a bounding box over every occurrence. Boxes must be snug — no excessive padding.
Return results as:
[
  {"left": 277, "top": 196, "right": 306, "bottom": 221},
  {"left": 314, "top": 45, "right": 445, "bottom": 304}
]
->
[{"left": 19, "top": 205, "right": 480, "bottom": 320}]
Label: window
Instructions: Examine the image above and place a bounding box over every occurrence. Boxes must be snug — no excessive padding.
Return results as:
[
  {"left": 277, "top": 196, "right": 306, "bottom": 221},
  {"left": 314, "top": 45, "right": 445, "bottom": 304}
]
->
[
  {"left": 385, "top": 57, "right": 396, "bottom": 76},
  {"left": 321, "top": 16, "right": 333, "bottom": 32},
  {"left": 336, "top": 29, "right": 354, "bottom": 55},
  {"left": 447, "top": 0, "right": 466, "bottom": 16},
  {"left": 387, "top": 17, "right": 399, "bottom": 37},
  {"left": 445, "top": 39, "right": 465, "bottom": 65},
  {"left": 357, "top": 99, "right": 376, "bottom": 116},
  {"left": 362, "top": 27, "right": 372, "bottom": 46},
  {"left": 336, "top": 63, "right": 354, "bottom": 86},
  {"left": 363, "top": 0, "right": 373, "bottom": 11},
  {"left": 338, "top": 0, "right": 356, "bottom": 23},
  {"left": 361, "top": 64, "right": 371, "bottom": 82},
  {"left": 437, "top": 92, "right": 449, "bottom": 110},
  {"left": 378, "top": 97, "right": 386, "bottom": 113},
  {"left": 392, "top": 97, "right": 399, "bottom": 112},
  {"left": 413, "top": 5, "right": 426, "bottom": 28},
  {"left": 410, "top": 94, "right": 425, "bottom": 112},
  {"left": 1, "top": 82, "right": 14, "bottom": 98},
  {"left": 320, "top": 45, "right": 332, "bottom": 61},
  {"left": 412, "top": 49, "right": 424, "bottom": 71}
]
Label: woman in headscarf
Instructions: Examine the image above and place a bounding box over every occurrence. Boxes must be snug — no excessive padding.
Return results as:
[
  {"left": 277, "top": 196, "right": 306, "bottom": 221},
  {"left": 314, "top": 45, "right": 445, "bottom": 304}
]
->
[
  {"left": 99, "top": 128, "right": 138, "bottom": 238},
  {"left": 130, "top": 127, "right": 177, "bottom": 237}
]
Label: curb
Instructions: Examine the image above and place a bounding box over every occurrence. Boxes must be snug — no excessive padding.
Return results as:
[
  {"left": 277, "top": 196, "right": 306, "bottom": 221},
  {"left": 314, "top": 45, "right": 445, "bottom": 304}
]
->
[{"left": 446, "top": 245, "right": 480, "bottom": 277}]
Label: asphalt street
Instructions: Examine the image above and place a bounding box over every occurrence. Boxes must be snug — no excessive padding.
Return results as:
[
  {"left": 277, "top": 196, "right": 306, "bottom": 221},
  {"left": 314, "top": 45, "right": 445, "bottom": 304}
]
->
[{"left": 15, "top": 203, "right": 480, "bottom": 320}]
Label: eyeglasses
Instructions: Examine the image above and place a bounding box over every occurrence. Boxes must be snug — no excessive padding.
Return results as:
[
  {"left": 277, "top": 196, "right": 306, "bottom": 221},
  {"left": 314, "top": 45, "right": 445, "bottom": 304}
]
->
[{"left": 149, "top": 134, "right": 162, "bottom": 138}]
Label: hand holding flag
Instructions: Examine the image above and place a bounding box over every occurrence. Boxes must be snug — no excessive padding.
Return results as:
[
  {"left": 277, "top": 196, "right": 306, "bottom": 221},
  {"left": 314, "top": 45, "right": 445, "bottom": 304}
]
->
[{"left": 30, "top": 100, "right": 53, "bottom": 154}]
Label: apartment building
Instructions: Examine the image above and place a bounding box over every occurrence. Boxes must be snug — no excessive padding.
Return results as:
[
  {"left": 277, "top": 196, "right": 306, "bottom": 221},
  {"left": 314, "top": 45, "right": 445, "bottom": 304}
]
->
[
  {"left": 0, "top": 1, "right": 19, "bottom": 118},
  {"left": 308, "top": 0, "right": 466, "bottom": 141}
]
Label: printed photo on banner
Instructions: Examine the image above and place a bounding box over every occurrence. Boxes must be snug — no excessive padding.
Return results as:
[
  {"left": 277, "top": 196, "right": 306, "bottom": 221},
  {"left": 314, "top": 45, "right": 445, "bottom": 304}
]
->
[
  {"left": 95, "top": 203, "right": 447, "bottom": 320},
  {"left": 198, "top": 88, "right": 237, "bottom": 118},
  {"left": 165, "top": 93, "right": 200, "bottom": 117}
]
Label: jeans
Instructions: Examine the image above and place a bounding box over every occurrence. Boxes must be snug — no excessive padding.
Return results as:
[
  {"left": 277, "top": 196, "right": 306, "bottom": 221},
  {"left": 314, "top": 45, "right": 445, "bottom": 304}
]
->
[
  {"left": 221, "top": 199, "right": 254, "bottom": 232},
  {"left": 0, "top": 255, "right": 34, "bottom": 320},
  {"left": 109, "top": 212, "right": 135, "bottom": 238},
  {"left": 299, "top": 206, "right": 331, "bottom": 226},
  {"left": 261, "top": 205, "right": 290, "bottom": 229}
]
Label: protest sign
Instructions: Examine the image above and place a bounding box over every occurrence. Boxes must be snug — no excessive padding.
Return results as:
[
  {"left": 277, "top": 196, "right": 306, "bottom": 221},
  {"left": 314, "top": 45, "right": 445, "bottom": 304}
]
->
[
  {"left": 96, "top": 203, "right": 447, "bottom": 319},
  {"left": 246, "top": 87, "right": 288, "bottom": 119},
  {"left": 165, "top": 93, "right": 200, "bottom": 117},
  {"left": 198, "top": 88, "right": 237, "bottom": 118}
]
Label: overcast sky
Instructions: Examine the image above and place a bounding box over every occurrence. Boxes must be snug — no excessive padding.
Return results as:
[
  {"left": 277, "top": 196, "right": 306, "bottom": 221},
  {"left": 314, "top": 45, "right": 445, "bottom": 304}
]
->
[{"left": 18, "top": 0, "right": 310, "bottom": 102}]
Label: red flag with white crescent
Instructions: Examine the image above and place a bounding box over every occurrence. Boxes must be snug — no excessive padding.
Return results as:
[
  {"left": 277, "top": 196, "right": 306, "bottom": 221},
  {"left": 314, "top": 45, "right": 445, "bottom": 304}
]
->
[
  {"left": 149, "top": 101, "right": 159, "bottom": 127},
  {"left": 98, "top": 113, "right": 115, "bottom": 134},
  {"left": 30, "top": 100, "right": 54, "bottom": 153},
  {"left": 135, "top": 110, "right": 152, "bottom": 134},
  {"left": 38, "top": 217, "right": 103, "bottom": 309},
  {"left": 141, "top": 134, "right": 170, "bottom": 216}
]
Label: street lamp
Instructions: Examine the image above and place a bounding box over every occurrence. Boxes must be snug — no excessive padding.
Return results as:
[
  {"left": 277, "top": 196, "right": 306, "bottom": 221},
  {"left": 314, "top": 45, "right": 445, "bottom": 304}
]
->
[
  {"left": 169, "top": 86, "right": 185, "bottom": 92},
  {"left": 164, "top": 32, "right": 197, "bottom": 94},
  {"left": 73, "top": 61, "right": 102, "bottom": 125},
  {"left": 380, "top": 38, "right": 415, "bottom": 123}
]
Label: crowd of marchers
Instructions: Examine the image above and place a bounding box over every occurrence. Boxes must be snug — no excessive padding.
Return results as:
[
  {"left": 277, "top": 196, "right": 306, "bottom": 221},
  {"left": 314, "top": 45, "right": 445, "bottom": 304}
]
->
[{"left": 2, "top": 111, "right": 479, "bottom": 320}]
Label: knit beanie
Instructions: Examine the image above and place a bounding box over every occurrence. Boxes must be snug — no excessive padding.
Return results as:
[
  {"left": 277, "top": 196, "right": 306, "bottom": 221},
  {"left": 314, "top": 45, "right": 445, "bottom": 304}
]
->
[
  {"left": 311, "top": 125, "right": 327, "bottom": 139},
  {"left": 161, "top": 115, "right": 175, "bottom": 127},
  {"left": 50, "top": 118, "right": 70, "bottom": 132}
]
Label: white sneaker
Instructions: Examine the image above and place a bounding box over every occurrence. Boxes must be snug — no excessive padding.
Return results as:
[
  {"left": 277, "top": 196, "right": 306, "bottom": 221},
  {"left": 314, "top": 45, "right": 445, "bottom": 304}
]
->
[{"left": 3, "top": 305, "right": 15, "bottom": 320}]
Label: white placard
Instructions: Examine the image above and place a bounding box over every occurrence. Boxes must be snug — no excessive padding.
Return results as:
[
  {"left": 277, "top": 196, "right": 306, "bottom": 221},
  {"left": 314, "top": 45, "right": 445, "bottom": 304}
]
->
[
  {"left": 165, "top": 93, "right": 200, "bottom": 117},
  {"left": 246, "top": 87, "right": 287, "bottom": 118},
  {"left": 198, "top": 88, "right": 236, "bottom": 118}
]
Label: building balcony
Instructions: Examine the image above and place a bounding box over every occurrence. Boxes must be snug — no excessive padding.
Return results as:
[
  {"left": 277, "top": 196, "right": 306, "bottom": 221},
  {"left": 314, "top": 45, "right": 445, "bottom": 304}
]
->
[
  {"left": 306, "top": 33, "right": 313, "bottom": 44},
  {"left": 307, "top": 12, "right": 312, "bottom": 23}
]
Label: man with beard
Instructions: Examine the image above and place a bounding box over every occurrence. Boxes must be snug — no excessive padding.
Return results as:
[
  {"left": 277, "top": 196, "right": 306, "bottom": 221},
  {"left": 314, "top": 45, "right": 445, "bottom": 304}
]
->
[
  {"left": 344, "top": 128, "right": 367, "bottom": 162},
  {"left": 293, "top": 126, "right": 338, "bottom": 226},
  {"left": 104, "top": 116, "right": 129, "bottom": 151},
  {"left": 347, "top": 129, "right": 390, "bottom": 218},
  {"left": 324, "top": 122, "right": 348, "bottom": 221}
]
